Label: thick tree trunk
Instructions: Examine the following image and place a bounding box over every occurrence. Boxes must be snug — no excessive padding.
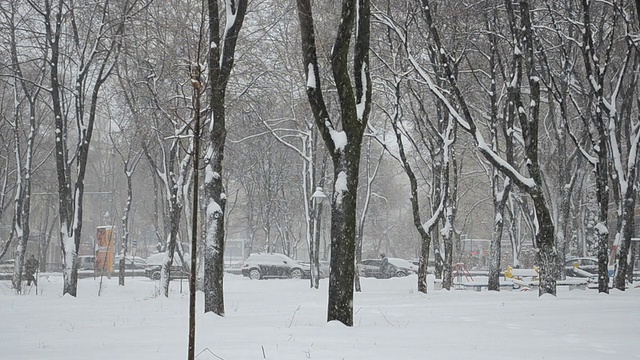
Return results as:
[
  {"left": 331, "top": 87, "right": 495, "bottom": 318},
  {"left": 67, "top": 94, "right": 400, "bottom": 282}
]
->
[
  {"left": 614, "top": 191, "right": 636, "bottom": 290},
  {"left": 442, "top": 231, "right": 453, "bottom": 290},
  {"left": 531, "top": 191, "right": 558, "bottom": 296},
  {"left": 203, "top": 99, "right": 227, "bottom": 315},
  {"left": 487, "top": 204, "right": 507, "bottom": 291},
  {"left": 204, "top": 0, "right": 247, "bottom": 316},
  {"left": 297, "top": 0, "right": 371, "bottom": 326},
  {"left": 417, "top": 234, "right": 431, "bottom": 293},
  {"left": 327, "top": 154, "right": 360, "bottom": 325},
  {"left": 594, "top": 146, "right": 610, "bottom": 293}
]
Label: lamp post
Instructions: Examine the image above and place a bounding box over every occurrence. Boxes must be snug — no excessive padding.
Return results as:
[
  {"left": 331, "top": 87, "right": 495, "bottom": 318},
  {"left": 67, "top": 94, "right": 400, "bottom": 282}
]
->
[{"left": 311, "top": 187, "right": 326, "bottom": 288}]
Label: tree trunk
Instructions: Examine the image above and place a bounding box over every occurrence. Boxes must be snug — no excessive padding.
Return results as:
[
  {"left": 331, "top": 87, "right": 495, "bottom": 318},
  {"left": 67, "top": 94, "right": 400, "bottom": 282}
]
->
[
  {"left": 614, "top": 189, "right": 637, "bottom": 289},
  {"left": 296, "top": 0, "right": 371, "bottom": 326},
  {"left": 488, "top": 198, "right": 508, "bottom": 291},
  {"left": 327, "top": 155, "right": 360, "bottom": 325},
  {"left": 119, "top": 165, "right": 136, "bottom": 286},
  {"left": 204, "top": 0, "right": 247, "bottom": 316}
]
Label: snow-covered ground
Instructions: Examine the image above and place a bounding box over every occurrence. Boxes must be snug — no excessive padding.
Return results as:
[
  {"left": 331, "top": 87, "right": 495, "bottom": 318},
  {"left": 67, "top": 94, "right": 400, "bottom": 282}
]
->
[{"left": 1, "top": 273, "right": 639, "bottom": 359}]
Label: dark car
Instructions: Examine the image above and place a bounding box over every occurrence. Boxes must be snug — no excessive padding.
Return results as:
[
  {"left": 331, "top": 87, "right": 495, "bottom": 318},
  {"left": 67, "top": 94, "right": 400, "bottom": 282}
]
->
[
  {"left": 144, "top": 266, "right": 190, "bottom": 280},
  {"left": 241, "top": 253, "right": 310, "bottom": 280},
  {"left": 358, "top": 258, "right": 411, "bottom": 279},
  {"left": 144, "top": 253, "right": 190, "bottom": 280}
]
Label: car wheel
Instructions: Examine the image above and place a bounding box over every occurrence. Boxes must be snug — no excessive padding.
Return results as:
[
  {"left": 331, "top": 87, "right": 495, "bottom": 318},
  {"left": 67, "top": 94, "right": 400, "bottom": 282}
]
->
[
  {"left": 152, "top": 271, "right": 161, "bottom": 280},
  {"left": 395, "top": 270, "right": 408, "bottom": 277},
  {"left": 290, "top": 268, "right": 303, "bottom": 279},
  {"left": 249, "top": 269, "right": 261, "bottom": 280}
]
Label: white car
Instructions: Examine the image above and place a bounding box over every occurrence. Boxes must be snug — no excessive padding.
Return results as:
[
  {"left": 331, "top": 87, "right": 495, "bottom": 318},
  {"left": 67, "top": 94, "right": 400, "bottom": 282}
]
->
[{"left": 388, "top": 258, "right": 418, "bottom": 275}]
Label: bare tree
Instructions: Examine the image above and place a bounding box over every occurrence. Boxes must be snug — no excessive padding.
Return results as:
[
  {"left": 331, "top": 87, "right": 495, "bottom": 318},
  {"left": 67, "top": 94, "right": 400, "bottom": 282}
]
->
[
  {"left": 355, "top": 136, "right": 384, "bottom": 292},
  {"left": 1, "top": 0, "right": 46, "bottom": 293},
  {"left": 297, "top": 0, "right": 371, "bottom": 325},
  {"left": 109, "top": 130, "right": 142, "bottom": 286},
  {"left": 563, "top": 0, "right": 640, "bottom": 291},
  {"left": 203, "top": 0, "right": 248, "bottom": 316},
  {"left": 261, "top": 115, "right": 327, "bottom": 288},
  {"left": 389, "top": 79, "right": 452, "bottom": 293},
  {"left": 30, "top": 0, "right": 139, "bottom": 296},
  {"left": 379, "top": 0, "right": 559, "bottom": 295}
]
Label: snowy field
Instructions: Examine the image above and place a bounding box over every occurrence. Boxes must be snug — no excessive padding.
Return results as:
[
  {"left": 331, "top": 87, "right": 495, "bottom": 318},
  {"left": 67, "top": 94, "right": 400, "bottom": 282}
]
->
[{"left": 1, "top": 273, "right": 639, "bottom": 360}]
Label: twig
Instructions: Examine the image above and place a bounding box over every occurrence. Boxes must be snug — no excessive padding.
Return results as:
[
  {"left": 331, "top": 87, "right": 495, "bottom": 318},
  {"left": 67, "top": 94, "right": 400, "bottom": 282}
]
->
[
  {"left": 287, "top": 305, "right": 301, "bottom": 328},
  {"left": 195, "top": 348, "right": 223, "bottom": 359},
  {"left": 378, "top": 308, "right": 395, "bottom": 327}
]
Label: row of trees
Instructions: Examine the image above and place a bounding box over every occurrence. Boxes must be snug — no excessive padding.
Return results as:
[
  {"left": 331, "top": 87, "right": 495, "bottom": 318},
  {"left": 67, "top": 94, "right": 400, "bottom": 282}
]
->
[{"left": 1, "top": 0, "right": 639, "bottom": 326}]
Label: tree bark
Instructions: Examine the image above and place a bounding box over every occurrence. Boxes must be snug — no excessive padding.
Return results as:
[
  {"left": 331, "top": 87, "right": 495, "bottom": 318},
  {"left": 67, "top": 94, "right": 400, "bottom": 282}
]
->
[
  {"left": 296, "top": 0, "right": 371, "bottom": 326},
  {"left": 204, "top": 0, "right": 248, "bottom": 315}
]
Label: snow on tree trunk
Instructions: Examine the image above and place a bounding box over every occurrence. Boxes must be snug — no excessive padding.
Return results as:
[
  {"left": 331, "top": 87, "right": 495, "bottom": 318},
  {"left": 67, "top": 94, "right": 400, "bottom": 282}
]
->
[
  {"left": 441, "top": 207, "right": 454, "bottom": 290},
  {"left": 488, "top": 201, "right": 508, "bottom": 291},
  {"left": 385, "top": 76, "right": 447, "bottom": 293},
  {"left": 296, "top": 0, "right": 371, "bottom": 326},
  {"left": 204, "top": 0, "right": 247, "bottom": 316},
  {"left": 7, "top": 7, "right": 40, "bottom": 293},
  {"left": 203, "top": 160, "right": 226, "bottom": 315},
  {"left": 37, "top": 0, "right": 130, "bottom": 297},
  {"left": 327, "top": 164, "right": 359, "bottom": 325},
  {"left": 485, "top": 23, "right": 513, "bottom": 291},
  {"left": 118, "top": 163, "right": 137, "bottom": 287},
  {"left": 378, "top": 0, "right": 558, "bottom": 296}
]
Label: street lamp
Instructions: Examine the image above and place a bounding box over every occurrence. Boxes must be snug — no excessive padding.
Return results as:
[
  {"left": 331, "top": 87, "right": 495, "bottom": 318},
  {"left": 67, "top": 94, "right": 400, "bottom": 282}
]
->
[
  {"left": 312, "top": 187, "right": 326, "bottom": 203},
  {"left": 311, "top": 187, "right": 326, "bottom": 288}
]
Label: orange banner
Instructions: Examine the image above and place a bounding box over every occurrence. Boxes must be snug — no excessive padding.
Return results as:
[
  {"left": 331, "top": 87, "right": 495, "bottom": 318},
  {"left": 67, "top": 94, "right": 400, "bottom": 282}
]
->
[{"left": 95, "top": 226, "right": 114, "bottom": 275}]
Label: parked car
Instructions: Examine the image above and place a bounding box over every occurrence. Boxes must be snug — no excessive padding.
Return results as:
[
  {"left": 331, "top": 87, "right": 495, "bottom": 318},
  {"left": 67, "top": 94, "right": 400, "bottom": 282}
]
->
[
  {"left": 299, "top": 260, "right": 331, "bottom": 278},
  {"left": 114, "top": 255, "right": 147, "bottom": 269},
  {"left": 358, "top": 258, "right": 412, "bottom": 279},
  {"left": 241, "top": 253, "right": 310, "bottom": 280},
  {"left": 77, "top": 255, "right": 96, "bottom": 271},
  {"left": 564, "top": 257, "right": 598, "bottom": 277},
  {"left": 388, "top": 258, "right": 418, "bottom": 275},
  {"left": 0, "top": 259, "right": 15, "bottom": 273},
  {"left": 144, "top": 252, "right": 189, "bottom": 280}
]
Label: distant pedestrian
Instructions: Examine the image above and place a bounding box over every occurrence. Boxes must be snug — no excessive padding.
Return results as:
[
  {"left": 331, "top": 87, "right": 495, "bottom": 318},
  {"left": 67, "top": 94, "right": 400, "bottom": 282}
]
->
[
  {"left": 379, "top": 253, "right": 390, "bottom": 278},
  {"left": 25, "top": 254, "right": 38, "bottom": 286}
]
